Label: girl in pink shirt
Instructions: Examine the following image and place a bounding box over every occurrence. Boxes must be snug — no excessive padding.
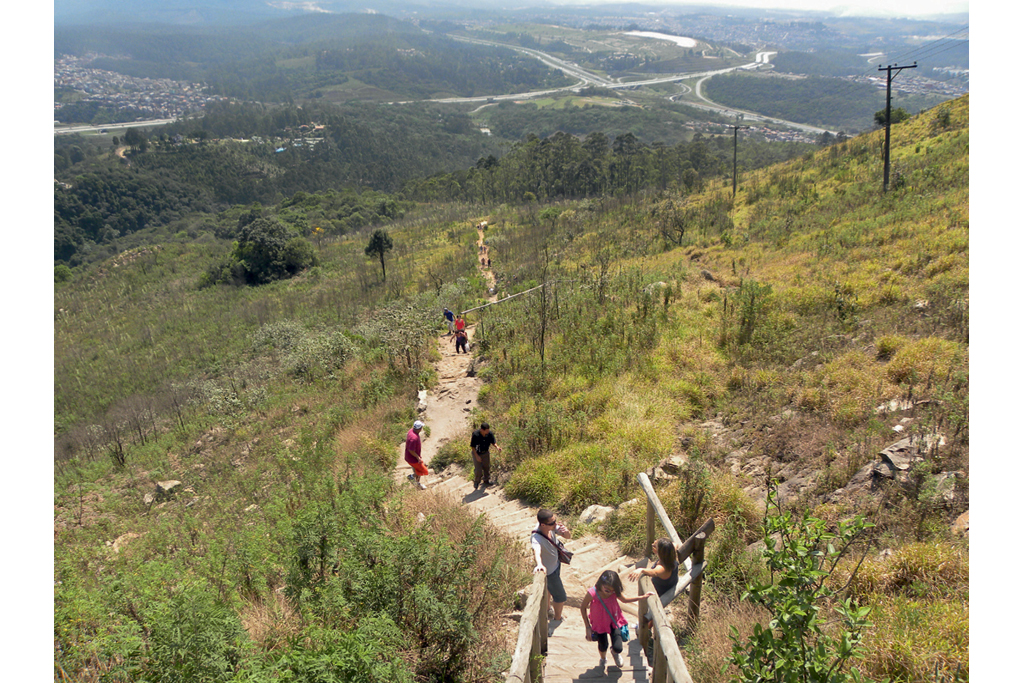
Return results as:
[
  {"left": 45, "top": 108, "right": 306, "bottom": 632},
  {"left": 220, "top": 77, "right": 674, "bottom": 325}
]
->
[{"left": 580, "top": 570, "right": 654, "bottom": 669}]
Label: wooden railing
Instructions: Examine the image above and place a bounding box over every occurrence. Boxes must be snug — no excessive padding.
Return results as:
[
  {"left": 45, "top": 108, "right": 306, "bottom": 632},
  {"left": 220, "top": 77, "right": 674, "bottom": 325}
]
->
[
  {"left": 637, "top": 471, "right": 715, "bottom": 683},
  {"left": 505, "top": 472, "right": 714, "bottom": 683},
  {"left": 506, "top": 570, "right": 549, "bottom": 683}
]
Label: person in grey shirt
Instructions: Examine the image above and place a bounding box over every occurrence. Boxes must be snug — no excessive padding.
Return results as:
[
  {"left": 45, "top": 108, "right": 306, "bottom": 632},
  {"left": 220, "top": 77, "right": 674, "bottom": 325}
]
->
[{"left": 531, "top": 508, "right": 571, "bottom": 621}]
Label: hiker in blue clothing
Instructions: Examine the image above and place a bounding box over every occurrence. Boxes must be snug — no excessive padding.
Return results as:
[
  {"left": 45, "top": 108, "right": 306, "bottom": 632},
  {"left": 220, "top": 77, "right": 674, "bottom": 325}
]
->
[{"left": 443, "top": 307, "right": 455, "bottom": 335}]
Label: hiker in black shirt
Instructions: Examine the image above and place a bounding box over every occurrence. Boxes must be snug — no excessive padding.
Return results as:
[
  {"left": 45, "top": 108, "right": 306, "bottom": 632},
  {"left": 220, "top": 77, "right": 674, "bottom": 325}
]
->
[{"left": 470, "top": 422, "right": 501, "bottom": 490}]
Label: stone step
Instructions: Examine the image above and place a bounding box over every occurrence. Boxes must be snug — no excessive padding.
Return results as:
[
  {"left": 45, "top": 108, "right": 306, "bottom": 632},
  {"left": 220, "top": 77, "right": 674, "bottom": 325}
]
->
[
  {"left": 578, "top": 555, "right": 636, "bottom": 585},
  {"left": 485, "top": 501, "right": 534, "bottom": 524},
  {"left": 566, "top": 542, "right": 604, "bottom": 557}
]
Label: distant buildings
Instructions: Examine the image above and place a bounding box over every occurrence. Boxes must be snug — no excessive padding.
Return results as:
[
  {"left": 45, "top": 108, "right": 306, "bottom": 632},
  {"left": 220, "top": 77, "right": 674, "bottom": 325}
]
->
[{"left": 54, "top": 54, "right": 226, "bottom": 122}]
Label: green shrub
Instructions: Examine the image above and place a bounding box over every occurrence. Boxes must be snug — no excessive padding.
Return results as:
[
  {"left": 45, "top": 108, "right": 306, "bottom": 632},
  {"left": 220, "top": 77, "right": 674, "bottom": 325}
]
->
[
  {"left": 727, "top": 484, "right": 875, "bottom": 683},
  {"left": 874, "top": 334, "right": 906, "bottom": 360},
  {"left": 55, "top": 264, "right": 73, "bottom": 283},
  {"left": 250, "top": 320, "right": 308, "bottom": 353},
  {"left": 266, "top": 618, "right": 414, "bottom": 683},
  {"left": 432, "top": 439, "right": 471, "bottom": 471},
  {"left": 505, "top": 457, "right": 562, "bottom": 505},
  {"left": 144, "top": 582, "right": 248, "bottom": 683}
]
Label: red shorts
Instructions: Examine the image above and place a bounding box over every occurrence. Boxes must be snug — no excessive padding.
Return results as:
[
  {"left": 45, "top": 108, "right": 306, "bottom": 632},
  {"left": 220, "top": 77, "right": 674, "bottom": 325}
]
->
[{"left": 408, "top": 460, "right": 429, "bottom": 477}]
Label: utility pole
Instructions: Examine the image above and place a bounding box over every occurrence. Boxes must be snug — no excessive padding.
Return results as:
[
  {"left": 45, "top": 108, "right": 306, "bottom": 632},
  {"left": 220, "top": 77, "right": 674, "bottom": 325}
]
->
[
  {"left": 879, "top": 62, "right": 916, "bottom": 192},
  {"left": 729, "top": 124, "right": 749, "bottom": 198}
]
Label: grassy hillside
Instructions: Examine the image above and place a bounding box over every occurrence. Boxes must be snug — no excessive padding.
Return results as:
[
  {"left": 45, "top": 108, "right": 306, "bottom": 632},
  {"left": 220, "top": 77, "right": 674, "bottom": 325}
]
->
[{"left": 54, "top": 95, "right": 968, "bottom": 682}]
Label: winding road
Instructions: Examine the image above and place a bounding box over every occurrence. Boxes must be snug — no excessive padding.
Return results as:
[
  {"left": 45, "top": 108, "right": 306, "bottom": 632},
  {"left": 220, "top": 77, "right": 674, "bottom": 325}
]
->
[{"left": 425, "top": 35, "right": 833, "bottom": 135}]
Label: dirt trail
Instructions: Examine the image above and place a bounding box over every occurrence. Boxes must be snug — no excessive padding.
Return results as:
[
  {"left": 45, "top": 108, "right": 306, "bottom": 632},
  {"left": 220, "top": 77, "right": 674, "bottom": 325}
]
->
[{"left": 393, "top": 222, "right": 656, "bottom": 681}]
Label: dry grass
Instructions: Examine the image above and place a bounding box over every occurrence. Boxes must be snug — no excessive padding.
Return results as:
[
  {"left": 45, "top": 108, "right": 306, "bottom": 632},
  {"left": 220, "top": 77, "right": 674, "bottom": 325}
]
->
[
  {"left": 681, "top": 598, "right": 770, "bottom": 683},
  {"left": 835, "top": 541, "right": 969, "bottom": 601},
  {"left": 240, "top": 591, "right": 303, "bottom": 653}
]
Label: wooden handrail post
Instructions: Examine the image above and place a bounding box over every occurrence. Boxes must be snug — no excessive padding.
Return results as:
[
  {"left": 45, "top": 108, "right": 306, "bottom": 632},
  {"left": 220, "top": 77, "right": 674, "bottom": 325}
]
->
[
  {"left": 541, "top": 584, "right": 549, "bottom": 654},
  {"left": 639, "top": 587, "right": 651, "bottom": 663},
  {"left": 652, "top": 629, "right": 668, "bottom": 683},
  {"left": 646, "top": 497, "right": 656, "bottom": 560},
  {"left": 506, "top": 572, "right": 548, "bottom": 683},
  {"left": 686, "top": 533, "right": 707, "bottom": 631},
  {"left": 531, "top": 619, "right": 543, "bottom": 683}
]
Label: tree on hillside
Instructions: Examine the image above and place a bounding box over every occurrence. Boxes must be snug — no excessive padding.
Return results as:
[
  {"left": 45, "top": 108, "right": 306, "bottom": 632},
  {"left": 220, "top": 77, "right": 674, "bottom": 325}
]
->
[
  {"left": 231, "top": 217, "right": 317, "bottom": 285},
  {"left": 365, "top": 229, "right": 394, "bottom": 283},
  {"left": 122, "top": 127, "right": 148, "bottom": 154},
  {"left": 874, "top": 107, "right": 909, "bottom": 127}
]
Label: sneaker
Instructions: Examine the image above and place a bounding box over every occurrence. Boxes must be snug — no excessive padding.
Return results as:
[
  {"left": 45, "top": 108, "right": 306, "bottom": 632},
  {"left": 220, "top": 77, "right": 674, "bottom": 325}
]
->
[
  {"left": 612, "top": 652, "right": 623, "bottom": 668},
  {"left": 407, "top": 474, "right": 416, "bottom": 484},
  {"left": 598, "top": 658, "right": 606, "bottom": 669},
  {"left": 417, "top": 481, "right": 427, "bottom": 490},
  {"left": 547, "top": 607, "right": 555, "bottom": 619}
]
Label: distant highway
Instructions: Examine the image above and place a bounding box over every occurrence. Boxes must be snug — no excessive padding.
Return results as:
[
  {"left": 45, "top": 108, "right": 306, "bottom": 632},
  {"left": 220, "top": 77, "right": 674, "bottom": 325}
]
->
[
  {"left": 428, "top": 36, "right": 833, "bottom": 134},
  {"left": 54, "top": 118, "right": 179, "bottom": 136}
]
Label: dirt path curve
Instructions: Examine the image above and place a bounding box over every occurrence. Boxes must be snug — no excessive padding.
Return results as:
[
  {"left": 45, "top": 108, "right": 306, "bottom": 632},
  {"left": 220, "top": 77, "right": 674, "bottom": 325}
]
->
[{"left": 394, "top": 222, "right": 654, "bottom": 682}]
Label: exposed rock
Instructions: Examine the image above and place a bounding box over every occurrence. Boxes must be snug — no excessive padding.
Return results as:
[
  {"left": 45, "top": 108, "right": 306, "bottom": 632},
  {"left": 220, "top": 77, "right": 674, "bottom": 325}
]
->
[
  {"left": 952, "top": 510, "right": 969, "bottom": 538},
  {"left": 647, "top": 466, "right": 677, "bottom": 483},
  {"left": 878, "top": 433, "right": 946, "bottom": 472},
  {"left": 658, "top": 455, "right": 688, "bottom": 476},
  {"left": 644, "top": 281, "right": 667, "bottom": 295},
  {"left": 619, "top": 498, "right": 641, "bottom": 508},
  {"left": 579, "top": 505, "right": 615, "bottom": 525},
  {"left": 875, "top": 399, "right": 915, "bottom": 415},
  {"left": 514, "top": 589, "right": 529, "bottom": 610},
  {"left": 417, "top": 389, "right": 428, "bottom": 413},
  {"left": 933, "top": 471, "right": 964, "bottom": 503},
  {"left": 143, "top": 493, "right": 155, "bottom": 506},
  {"left": 112, "top": 532, "right": 141, "bottom": 553},
  {"left": 700, "top": 269, "right": 716, "bottom": 282},
  {"left": 245, "top": 504, "right": 259, "bottom": 513},
  {"left": 155, "top": 480, "right": 182, "bottom": 501}
]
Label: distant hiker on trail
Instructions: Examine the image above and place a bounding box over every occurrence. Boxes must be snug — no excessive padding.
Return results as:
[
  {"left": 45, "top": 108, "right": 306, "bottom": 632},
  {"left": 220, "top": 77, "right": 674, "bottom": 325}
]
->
[
  {"left": 405, "top": 420, "right": 428, "bottom": 490},
  {"left": 581, "top": 570, "right": 654, "bottom": 671},
  {"left": 455, "top": 315, "right": 466, "bottom": 334},
  {"left": 627, "top": 537, "right": 679, "bottom": 655},
  {"left": 443, "top": 307, "right": 455, "bottom": 335},
  {"left": 451, "top": 328, "right": 468, "bottom": 354},
  {"left": 469, "top": 422, "right": 501, "bottom": 490},
  {"left": 531, "top": 508, "right": 571, "bottom": 622}
]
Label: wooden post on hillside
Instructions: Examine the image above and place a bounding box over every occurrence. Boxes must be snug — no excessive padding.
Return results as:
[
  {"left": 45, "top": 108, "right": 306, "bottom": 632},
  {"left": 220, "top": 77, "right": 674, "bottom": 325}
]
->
[{"left": 686, "top": 532, "right": 707, "bottom": 630}]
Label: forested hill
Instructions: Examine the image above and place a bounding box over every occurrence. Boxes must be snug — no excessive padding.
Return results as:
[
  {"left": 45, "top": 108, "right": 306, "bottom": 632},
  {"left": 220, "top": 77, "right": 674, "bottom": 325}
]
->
[
  {"left": 55, "top": 14, "right": 574, "bottom": 105},
  {"left": 53, "top": 98, "right": 816, "bottom": 266},
  {"left": 55, "top": 95, "right": 968, "bottom": 683}
]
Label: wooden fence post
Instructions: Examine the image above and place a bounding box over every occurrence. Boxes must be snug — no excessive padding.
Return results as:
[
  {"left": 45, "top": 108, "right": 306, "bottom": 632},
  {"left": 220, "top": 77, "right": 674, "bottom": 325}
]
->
[
  {"left": 686, "top": 533, "right": 706, "bottom": 631},
  {"left": 531, "top": 618, "right": 543, "bottom": 683},
  {"left": 652, "top": 626, "right": 668, "bottom": 683}
]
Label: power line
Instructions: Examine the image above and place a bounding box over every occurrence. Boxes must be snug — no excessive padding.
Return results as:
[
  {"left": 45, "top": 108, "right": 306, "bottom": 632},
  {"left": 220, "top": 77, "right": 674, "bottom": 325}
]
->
[{"left": 886, "top": 26, "right": 969, "bottom": 65}]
